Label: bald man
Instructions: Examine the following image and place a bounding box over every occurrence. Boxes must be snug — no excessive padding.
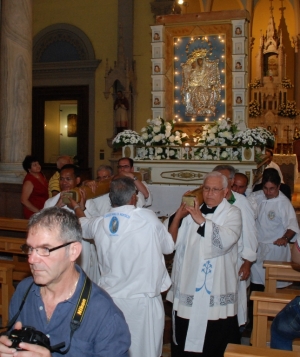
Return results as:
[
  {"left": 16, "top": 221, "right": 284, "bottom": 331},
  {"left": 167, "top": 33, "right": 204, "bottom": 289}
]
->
[{"left": 232, "top": 173, "right": 248, "bottom": 196}]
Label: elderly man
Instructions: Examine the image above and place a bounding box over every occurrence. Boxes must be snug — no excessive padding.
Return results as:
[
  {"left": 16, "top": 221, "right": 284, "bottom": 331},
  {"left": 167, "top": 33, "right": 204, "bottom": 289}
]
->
[
  {"left": 213, "top": 165, "right": 257, "bottom": 327},
  {"left": 167, "top": 172, "right": 242, "bottom": 356},
  {"left": 96, "top": 165, "right": 113, "bottom": 181},
  {"left": 0, "top": 207, "right": 130, "bottom": 357},
  {"left": 232, "top": 172, "right": 249, "bottom": 196},
  {"left": 48, "top": 155, "right": 73, "bottom": 197},
  {"left": 44, "top": 164, "right": 100, "bottom": 283},
  {"left": 91, "top": 157, "right": 152, "bottom": 216},
  {"left": 72, "top": 177, "right": 174, "bottom": 357}
]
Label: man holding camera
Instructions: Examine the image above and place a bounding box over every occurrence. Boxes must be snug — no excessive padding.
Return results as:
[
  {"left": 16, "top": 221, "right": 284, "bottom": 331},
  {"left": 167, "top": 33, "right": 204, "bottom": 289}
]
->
[{"left": 0, "top": 207, "right": 130, "bottom": 357}]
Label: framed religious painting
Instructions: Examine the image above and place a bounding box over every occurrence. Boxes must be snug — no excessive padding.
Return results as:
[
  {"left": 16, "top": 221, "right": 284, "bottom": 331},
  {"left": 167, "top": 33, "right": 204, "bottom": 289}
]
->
[{"left": 163, "top": 23, "right": 232, "bottom": 124}]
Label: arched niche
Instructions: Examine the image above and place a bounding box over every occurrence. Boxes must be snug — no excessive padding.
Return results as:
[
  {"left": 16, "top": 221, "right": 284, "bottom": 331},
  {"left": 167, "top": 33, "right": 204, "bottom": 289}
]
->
[{"left": 32, "top": 23, "right": 101, "bottom": 169}]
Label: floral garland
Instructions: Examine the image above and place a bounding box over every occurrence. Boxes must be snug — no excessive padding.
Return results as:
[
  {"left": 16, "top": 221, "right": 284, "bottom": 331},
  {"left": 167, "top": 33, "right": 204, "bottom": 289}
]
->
[
  {"left": 112, "top": 130, "right": 145, "bottom": 148},
  {"left": 278, "top": 101, "right": 300, "bottom": 119},
  {"left": 249, "top": 100, "right": 262, "bottom": 118}
]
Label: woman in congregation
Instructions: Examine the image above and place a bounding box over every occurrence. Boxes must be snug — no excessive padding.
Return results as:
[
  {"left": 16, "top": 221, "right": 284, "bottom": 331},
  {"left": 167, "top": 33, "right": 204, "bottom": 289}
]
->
[
  {"left": 248, "top": 168, "right": 299, "bottom": 292},
  {"left": 21, "top": 155, "right": 49, "bottom": 219}
]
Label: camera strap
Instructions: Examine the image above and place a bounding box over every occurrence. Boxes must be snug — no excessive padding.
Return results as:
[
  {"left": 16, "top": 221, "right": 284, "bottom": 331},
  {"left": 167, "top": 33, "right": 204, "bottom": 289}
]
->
[
  {"left": 51, "top": 275, "right": 92, "bottom": 354},
  {"left": 0, "top": 281, "right": 34, "bottom": 333}
]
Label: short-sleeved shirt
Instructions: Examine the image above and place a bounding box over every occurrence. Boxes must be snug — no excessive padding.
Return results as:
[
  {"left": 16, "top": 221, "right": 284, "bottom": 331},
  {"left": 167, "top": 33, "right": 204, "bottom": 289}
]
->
[
  {"left": 48, "top": 171, "right": 60, "bottom": 197},
  {"left": 9, "top": 266, "right": 130, "bottom": 357}
]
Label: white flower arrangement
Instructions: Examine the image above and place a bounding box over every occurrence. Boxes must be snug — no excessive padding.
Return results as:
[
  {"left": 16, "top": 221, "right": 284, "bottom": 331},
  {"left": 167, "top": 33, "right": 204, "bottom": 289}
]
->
[
  {"left": 141, "top": 117, "right": 188, "bottom": 146},
  {"left": 112, "top": 130, "right": 145, "bottom": 148},
  {"left": 196, "top": 118, "right": 238, "bottom": 146},
  {"left": 278, "top": 101, "right": 300, "bottom": 119},
  {"left": 249, "top": 79, "right": 261, "bottom": 89},
  {"left": 232, "top": 127, "right": 274, "bottom": 149},
  {"left": 281, "top": 78, "right": 293, "bottom": 89},
  {"left": 249, "top": 100, "right": 262, "bottom": 118}
]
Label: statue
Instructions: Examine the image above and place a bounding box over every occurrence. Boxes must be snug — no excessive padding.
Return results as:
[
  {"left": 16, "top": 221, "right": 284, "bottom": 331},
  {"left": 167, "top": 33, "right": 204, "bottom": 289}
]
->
[
  {"left": 181, "top": 49, "right": 221, "bottom": 117},
  {"left": 114, "top": 90, "right": 129, "bottom": 133}
]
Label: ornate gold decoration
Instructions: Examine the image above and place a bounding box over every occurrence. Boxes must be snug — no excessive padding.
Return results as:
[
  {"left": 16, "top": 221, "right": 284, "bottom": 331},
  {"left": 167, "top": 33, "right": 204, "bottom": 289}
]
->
[
  {"left": 161, "top": 169, "right": 204, "bottom": 181},
  {"left": 181, "top": 50, "right": 221, "bottom": 117}
]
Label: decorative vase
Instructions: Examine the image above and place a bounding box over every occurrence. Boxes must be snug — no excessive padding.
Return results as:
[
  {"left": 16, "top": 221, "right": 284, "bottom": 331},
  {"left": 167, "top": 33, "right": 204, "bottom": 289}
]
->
[
  {"left": 242, "top": 147, "right": 255, "bottom": 161},
  {"left": 122, "top": 145, "right": 135, "bottom": 159}
]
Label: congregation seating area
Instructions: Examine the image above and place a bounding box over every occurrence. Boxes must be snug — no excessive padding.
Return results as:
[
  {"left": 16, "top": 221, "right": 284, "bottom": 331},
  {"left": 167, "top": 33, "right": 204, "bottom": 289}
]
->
[{"left": 0, "top": 217, "right": 30, "bottom": 330}]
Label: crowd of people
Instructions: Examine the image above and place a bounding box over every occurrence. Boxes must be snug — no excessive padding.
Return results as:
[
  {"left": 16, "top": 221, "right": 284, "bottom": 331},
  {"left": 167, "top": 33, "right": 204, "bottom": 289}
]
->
[{"left": 2, "top": 152, "right": 298, "bottom": 356}]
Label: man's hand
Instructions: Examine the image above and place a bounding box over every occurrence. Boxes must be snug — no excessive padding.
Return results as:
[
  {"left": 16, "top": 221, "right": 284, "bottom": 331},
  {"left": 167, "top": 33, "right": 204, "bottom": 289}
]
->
[
  {"left": 273, "top": 237, "right": 288, "bottom": 247},
  {"left": 55, "top": 194, "right": 65, "bottom": 208},
  {"left": 185, "top": 199, "right": 205, "bottom": 225},
  {"left": 0, "top": 322, "right": 52, "bottom": 357},
  {"left": 238, "top": 260, "right": 252, "bottom": 281},
  {"left": 174, "top": 202, "right": 189, "bottom": 221},
  {"left": 82, "top": 180, "right": 97, "bottom": 194},
  {"left": 0, "top": 332, "right": 15, "bottom": 356},
  {"left": 15, "top": 342, "right": 52, "bottom": 357}
]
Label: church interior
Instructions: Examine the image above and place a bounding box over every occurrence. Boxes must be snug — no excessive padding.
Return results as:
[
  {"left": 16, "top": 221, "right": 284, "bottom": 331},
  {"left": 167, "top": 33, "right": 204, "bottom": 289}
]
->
[{"left": 1, "top": 0, "right": 300, "bottom": 355}]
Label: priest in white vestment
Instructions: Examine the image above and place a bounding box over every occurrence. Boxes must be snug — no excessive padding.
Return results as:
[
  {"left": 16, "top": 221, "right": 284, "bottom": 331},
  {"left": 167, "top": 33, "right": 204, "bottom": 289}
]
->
[
  {"left": 72, "top": 177, "right": 174, "bottom": 357},
  {"left": 213, "top": 165, "right": 257, "bottom": 327},
  {"left": 44, "top": 164, "right": 100, "bottom": 284},
  {"left": 166, "top": 171, "right": 242, "bottom": 356}
]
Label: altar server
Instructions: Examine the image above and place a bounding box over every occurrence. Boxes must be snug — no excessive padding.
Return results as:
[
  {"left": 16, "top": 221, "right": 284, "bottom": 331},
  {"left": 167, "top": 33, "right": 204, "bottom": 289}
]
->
[
  {"left": 73, "top": 177, "right": 174, "bottom": 357},
  {"left": 248, "top": 168, "right": 299, "bottom": 290}
]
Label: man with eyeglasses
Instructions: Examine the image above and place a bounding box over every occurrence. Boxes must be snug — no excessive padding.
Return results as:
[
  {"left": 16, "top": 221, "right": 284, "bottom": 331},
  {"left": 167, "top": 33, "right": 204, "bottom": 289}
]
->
[
  {"left": 72, "top": 177, "right": 174, "bottom": 357},
  {"left": 44, "top": 164, "right": 100, "bottom": 283},
  {"left": 0, "top": 207, "right": 130, "bottom": 356},
  {"left": 213, "top": 165, "right": 257, "bottom": 329},
  {"left": 166, "top": 171, "right": 242, "bottom": 357},
  {"left": 96, "top": 165, "right": 113, "bottom": 181}
]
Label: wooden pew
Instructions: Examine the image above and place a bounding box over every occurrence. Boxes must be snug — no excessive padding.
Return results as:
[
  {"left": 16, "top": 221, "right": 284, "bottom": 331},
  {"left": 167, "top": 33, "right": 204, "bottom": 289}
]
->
[
  {"left": 250, "top": 291, "right": 300, "bottom": 349},
  {"left": 264, "top": 260, "right": 300, "bottom": 293},
  {"left": 0, "top": 237, "right": 31, "bottom": 281},
  {"left": 0, "top": 217, "right": 28, "bottom": 232},
  {"left": 225, "top": 344, "right": 300, "bottom": 356},
  {"left": 0, "top": 266, "right": 14, "bottom": 327},
  {"left": 0, "top": 218, "right": 30, "bottom": 282}
]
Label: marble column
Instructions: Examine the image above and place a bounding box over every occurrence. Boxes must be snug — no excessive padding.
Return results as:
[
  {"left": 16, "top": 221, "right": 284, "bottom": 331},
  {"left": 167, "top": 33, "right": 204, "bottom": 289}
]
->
[{"left": 0, "top": 0, "right": 32, "bottom": 183}]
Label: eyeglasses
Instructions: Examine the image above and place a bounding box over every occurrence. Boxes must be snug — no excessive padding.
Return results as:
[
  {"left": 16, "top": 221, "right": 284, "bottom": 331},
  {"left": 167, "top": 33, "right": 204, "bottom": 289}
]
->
[
  {"left": 59, "top": 177, "right": 74, "bottom": 182},
  {"left": 20, "top": 241, "right": 76, "bottom": 257},
  {"left": 117, "top": 165, "right": 130, "bottom": 169},
  {"left": 202, "top": 186, "right": 224, "bottom": 194}
]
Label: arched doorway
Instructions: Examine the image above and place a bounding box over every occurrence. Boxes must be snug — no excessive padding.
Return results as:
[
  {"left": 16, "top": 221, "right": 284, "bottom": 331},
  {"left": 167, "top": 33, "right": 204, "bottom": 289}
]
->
[{"left": 32, "top": 23, "right": 100, "bottom": 169}]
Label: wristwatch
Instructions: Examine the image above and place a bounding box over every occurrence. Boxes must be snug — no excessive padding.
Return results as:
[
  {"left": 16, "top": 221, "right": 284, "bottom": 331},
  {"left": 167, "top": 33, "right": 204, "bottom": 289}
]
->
[{"left": 133, "top": 176, "right": 138, "bottom": 181}]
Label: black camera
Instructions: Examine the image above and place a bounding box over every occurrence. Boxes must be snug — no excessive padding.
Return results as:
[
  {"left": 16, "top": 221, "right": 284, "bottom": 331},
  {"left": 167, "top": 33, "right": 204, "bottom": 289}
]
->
[{"left": 8, "top": 326, "right": 51, "bottom": 351}]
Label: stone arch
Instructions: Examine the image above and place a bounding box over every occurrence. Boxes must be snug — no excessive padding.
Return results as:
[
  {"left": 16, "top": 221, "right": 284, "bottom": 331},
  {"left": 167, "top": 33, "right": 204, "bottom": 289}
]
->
[{"left": 33, "top": 23, "right": 95, "bottom": 62}]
